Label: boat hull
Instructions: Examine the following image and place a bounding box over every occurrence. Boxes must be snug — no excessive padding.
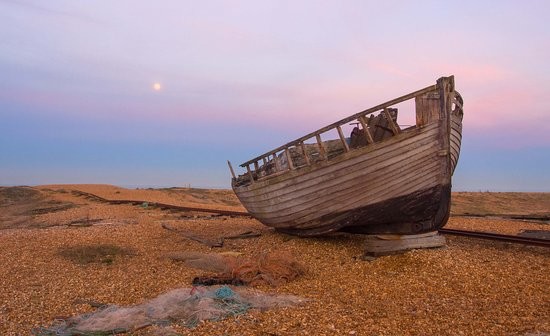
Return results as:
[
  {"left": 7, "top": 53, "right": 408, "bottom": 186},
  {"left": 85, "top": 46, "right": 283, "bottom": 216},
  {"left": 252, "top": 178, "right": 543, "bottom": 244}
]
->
[{"left": 232, "top": 76, "right": 462, "bottom": 236}]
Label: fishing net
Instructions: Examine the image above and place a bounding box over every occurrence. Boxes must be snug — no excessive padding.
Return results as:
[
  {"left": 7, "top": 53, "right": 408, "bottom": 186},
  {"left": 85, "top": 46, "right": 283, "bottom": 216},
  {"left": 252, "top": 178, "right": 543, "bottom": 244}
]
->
[
  {"left": 231, "top": 251, "right": 305, "bottom": 286},
  {"left": 171, "top": 250, "right": 305, "bottom": 286},
  {"left": 33, "top": 285, "right": 305, "bottom": 335}
]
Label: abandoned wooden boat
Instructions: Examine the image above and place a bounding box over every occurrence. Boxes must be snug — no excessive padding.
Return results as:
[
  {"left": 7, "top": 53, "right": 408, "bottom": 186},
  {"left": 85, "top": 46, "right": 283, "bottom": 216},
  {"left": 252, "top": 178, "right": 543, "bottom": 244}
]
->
[{"left": 229, "top": 76, "right": 463, "bottom": 236}]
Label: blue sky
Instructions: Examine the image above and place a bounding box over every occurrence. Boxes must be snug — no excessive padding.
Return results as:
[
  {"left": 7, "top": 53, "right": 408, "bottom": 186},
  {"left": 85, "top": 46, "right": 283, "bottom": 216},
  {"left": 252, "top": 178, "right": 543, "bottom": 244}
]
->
[{"left": 1, "top": 0, "right": 549, "bottom": 190}]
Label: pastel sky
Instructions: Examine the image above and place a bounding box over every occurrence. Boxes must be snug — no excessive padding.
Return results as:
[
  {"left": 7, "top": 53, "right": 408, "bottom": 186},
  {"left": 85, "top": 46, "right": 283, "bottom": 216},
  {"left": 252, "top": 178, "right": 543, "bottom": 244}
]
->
[{"left": 1, "top": 0, "right": 549, "bottom": 191}]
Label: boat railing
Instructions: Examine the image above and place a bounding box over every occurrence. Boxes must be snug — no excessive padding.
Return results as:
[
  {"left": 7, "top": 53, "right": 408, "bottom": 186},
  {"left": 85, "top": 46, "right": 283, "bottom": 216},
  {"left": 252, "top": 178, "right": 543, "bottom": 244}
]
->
[{"left": 230, "top": 83, "right": 439, "bottom": 184}]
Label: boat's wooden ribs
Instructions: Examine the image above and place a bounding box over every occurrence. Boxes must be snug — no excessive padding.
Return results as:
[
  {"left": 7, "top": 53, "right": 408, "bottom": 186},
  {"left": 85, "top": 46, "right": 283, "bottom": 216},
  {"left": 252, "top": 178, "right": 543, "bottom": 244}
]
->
[
  {"left": 336, "top": 125, "right": 350, "bottom": 152},
  {"left": 358, "top": 115, "right": 374, "bottom": 144},
  {"left": 285, "top": 148, "right": 294, "bottom": 170},
  {"left": 299, "top": 142, "right": 310, "bottom": 166},
  {"left": 449, "top": 91, "right": 464, "bottom": 173},
  {"left": 383, "top": 108, "right": 400, "bottom": 135},
  {"left": 315, "top": 134, "right": 327, "bottom": 161}
]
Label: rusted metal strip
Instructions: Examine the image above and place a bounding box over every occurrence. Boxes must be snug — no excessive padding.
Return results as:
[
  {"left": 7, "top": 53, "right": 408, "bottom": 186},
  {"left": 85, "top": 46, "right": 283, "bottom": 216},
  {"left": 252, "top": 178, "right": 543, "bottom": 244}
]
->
[{"left": 439, "top": 228, "right": 550, "bottom": 247}]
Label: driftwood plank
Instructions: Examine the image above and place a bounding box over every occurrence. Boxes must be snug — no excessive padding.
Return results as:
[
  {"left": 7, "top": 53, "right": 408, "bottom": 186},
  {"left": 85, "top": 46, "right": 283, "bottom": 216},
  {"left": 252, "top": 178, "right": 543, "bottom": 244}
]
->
[
  {"left": 162, "top": 223, "right": 223, "bottom": 247},
  {"left": 162, "top": 223, "right": 261, "bottom": 247},
  {"left": 223, "top": 231, "right": 262, "bottom": 239}
]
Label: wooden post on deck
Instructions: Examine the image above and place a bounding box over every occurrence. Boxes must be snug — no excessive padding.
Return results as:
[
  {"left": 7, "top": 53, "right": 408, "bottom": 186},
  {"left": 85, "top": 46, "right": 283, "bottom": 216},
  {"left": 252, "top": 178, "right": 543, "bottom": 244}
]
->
[
  {"left": 273, "top": 154, "right": 282, "bottom": 171},
  {"left": 337, "top": 125, "right": 350, "bottom": 152},
  {"left": 384, "top": 108, "right": 400, "bottom": 135},
  {"left": 358, "top": 116, "right": 374, "bottom": 144},
  {"left": 316, "top": 134, "right": 327, "bottom": 160},
  {"left": 415, "top": 92, "right": 440, "bottom": 127},
  {"left": 300, "top": 142, "right": 310, "bottom": 165},
  {"left": 285, "top": 148, "right": 294, "bottom": 170},
  {"left": 246, "top": 165, "right": 254, "bottom": 184},
  {"left": 227, "top": 160, "right": 236, "bottom": 179}
]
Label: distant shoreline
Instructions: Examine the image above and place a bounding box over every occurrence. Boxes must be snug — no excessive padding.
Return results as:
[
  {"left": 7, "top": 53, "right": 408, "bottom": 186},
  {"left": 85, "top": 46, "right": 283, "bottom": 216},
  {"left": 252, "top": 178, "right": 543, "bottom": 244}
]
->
[{"left": 1, "top": 183, "right": 550, "bottom": 192}]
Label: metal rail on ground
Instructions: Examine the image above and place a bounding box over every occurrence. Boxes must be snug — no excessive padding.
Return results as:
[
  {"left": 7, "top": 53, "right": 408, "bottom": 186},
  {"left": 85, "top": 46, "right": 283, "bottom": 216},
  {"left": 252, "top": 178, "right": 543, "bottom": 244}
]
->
[
  {"left": 438, "top": 228, "right": 550, "bottom": 248},
  {"left": 70, "top": 190, "right": 250, "bottom": 217}
]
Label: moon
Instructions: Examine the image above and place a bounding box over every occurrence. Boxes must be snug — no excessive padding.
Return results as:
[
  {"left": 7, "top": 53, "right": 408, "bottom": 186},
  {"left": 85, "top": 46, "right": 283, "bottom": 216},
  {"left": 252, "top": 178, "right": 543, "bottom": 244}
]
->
[{"left": 153, "top": 82, "right": 161, "bottom": 91}]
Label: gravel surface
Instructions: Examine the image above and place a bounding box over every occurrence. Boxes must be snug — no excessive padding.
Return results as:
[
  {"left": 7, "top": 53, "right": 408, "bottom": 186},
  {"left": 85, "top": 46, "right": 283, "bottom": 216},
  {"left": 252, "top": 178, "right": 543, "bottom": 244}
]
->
[{"left": 0, "top": 185, "right": 548, "bottom": 335}]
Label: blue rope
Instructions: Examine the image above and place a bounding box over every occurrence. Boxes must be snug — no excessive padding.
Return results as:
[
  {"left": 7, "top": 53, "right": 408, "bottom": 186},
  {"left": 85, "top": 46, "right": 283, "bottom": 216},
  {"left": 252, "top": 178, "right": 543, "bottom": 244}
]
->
[{"left": 214, "top": 286, "right": 235, "bottom": 299}]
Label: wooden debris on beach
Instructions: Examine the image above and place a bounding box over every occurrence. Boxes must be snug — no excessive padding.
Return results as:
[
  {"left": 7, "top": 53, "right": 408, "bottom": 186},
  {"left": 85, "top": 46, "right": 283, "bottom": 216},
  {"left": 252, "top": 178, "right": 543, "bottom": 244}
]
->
[
  {"left": 364, "top": 231, "right": 446, "bottom": 257},
  {"left": 162, "top": 223, "right": 223, "bottom": 247},
  {"left": 161, "top": 222, "right": 261, "bottom": 248}
]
